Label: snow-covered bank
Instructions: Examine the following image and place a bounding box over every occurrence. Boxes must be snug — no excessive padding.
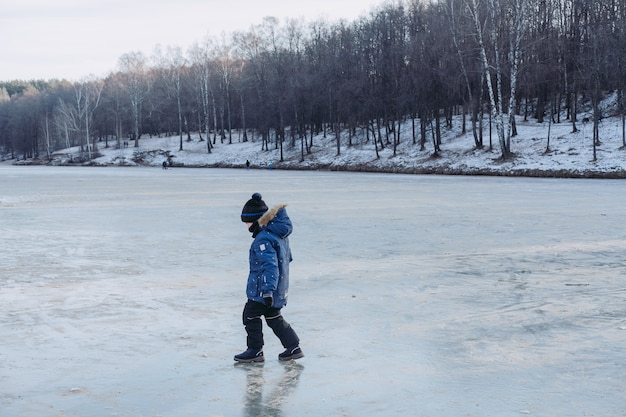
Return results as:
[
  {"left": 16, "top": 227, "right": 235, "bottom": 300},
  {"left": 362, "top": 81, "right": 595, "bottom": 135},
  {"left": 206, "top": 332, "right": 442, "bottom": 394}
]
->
[{"left": 8, "top": 106, "right": 626, "bottom": 178}]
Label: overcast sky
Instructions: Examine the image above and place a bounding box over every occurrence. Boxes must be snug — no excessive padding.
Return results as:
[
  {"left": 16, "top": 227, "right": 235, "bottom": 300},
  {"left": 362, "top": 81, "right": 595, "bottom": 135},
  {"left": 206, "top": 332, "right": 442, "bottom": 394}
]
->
[{"left": 1, "top": 0, "right": 383, "bottom": 82}]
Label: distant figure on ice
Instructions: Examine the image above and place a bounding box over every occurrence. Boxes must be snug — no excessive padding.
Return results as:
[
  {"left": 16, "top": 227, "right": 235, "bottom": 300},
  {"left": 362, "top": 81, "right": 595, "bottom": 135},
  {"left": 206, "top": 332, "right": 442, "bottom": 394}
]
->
[
  {"left": 246, "top": 160, "right": 250, "bottom": 170},
  {"left": 234, "top": 193, "right": 304, "bottom": 363},
  {"left": 268, "top": 162, "right": 273, "bottom": 170},
  {"left": 162, "top": 160, "right": 168, "bottom": 169}
]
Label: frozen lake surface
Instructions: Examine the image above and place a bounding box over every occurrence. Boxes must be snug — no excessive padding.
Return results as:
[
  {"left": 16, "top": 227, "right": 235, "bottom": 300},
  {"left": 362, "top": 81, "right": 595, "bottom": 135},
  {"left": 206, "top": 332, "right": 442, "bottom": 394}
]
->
[{"left": 1, "top": 166, "right": 625, "bottom": 417}]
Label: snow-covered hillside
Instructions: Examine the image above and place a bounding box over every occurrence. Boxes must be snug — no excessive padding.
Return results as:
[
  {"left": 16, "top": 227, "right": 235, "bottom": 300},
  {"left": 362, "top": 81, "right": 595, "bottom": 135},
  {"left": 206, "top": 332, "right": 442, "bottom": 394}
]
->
[{"left": 15, "top": 96, "right": 626, "bottom": 178}]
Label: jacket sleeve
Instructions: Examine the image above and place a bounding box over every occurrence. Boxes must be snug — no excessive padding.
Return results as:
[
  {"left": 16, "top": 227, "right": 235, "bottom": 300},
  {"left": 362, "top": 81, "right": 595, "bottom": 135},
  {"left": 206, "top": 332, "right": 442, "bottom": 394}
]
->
[{"left": 252, "top": 236, "right": 279, "bottom": 295}]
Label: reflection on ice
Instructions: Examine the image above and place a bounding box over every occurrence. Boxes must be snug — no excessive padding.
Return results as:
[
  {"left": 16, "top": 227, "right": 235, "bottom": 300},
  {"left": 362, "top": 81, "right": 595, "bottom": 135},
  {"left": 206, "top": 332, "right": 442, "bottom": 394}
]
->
[{"left": 238, "top": 362, "right": 304, "bottom": 417}]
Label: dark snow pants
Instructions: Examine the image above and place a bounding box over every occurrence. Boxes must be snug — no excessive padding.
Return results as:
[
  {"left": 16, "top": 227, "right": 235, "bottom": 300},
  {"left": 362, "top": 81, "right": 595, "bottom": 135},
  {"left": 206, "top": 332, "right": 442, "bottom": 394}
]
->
[{"left": 242, "top": 300, "right": 300, "bottom": 350}]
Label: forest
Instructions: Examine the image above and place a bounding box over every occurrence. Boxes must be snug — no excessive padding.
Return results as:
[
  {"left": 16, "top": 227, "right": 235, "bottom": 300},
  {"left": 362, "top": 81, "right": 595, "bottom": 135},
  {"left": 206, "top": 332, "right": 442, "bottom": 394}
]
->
[{"left": 1, "top": 0, "right": 625, "bottom": 164}]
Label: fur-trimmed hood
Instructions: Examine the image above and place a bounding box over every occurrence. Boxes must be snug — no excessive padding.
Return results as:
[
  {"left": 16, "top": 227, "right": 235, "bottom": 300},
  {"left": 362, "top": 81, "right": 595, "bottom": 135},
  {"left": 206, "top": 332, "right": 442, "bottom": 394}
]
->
[{"left": 258, "top": 204, "right": 292, "bottom": 238}]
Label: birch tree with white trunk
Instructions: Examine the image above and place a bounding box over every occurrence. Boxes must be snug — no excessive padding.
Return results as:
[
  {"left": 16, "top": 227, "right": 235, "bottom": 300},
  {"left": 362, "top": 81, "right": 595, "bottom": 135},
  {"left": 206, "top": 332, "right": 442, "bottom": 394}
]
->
[
  {"left": 76, "top": 79, "right": 104, "bottom": 159},
  {"left": 189, "top": 39, "right": 217, "bottom": 152},
  {"left": 154, "top": 45, "right": 187, "bottom": 151},
  {"left": 53, "top": 79, "right": 103, "bottom": 160},
  {"left": 466, "top": 0, "right": 528, "bottom": 159},
  {"left": 118, "top": 52, "right": 149, "bottom": 147}
]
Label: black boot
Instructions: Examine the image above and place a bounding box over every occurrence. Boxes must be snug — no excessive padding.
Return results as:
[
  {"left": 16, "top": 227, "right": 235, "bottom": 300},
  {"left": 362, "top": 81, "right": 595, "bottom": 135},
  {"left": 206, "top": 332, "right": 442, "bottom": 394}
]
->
[
  {"left": 278, "top": 346, "right": 304, "bottom": 361},
  {"left": 234, "top": 348, "right": 264, "bottom": 363}
]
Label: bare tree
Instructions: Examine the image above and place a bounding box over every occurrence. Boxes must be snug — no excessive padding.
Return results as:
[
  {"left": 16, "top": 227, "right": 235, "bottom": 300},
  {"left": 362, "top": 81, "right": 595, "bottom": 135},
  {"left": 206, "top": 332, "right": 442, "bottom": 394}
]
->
[
  {"left": 78, "top": 78, "right": 104, "bottom": 158},
  {"left": 234, "top": 21, "right": 274, "bottom": 152},
  {"left": 189, "top": 38, "right": 218, "bottom": 152},
  {"left": 216, "top": 34, "right": 236, "bottom": 144},
  {"left": 153, "top": 45, "right": 187, "bottom": 151},
  {"left": 447, "top": 0, "right": 486, "bottom": 149},
  {"left": 101, "top": 73, "right": 128, "bottom": 150},
  {"left": 466, "top": 0, "right": 528, "bottom": 159},
  {"left": 53, "top": 79, "right": 103, "bottom": 159},
  {"left": 118, "top": 52, "right": 150, "bottom": 147}
]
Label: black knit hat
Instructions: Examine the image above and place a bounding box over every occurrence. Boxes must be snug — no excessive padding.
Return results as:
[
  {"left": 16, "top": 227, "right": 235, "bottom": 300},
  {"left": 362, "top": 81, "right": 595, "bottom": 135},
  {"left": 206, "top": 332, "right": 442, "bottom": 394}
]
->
[{"left": 241, "top": 193, "right": 268, "bottom": 223}]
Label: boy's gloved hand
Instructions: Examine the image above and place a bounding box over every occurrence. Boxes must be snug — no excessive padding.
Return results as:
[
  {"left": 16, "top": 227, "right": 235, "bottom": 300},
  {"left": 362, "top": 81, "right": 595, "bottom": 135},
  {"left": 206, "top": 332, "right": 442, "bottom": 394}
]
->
[{"left": 262, "top": 294, "right": 273, "bottom": 307}]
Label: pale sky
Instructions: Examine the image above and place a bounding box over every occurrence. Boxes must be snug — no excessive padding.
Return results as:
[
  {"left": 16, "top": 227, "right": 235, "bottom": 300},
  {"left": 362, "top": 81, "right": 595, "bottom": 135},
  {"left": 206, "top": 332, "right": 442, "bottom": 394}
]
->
[{"left": 1, "top": 0, "right": 383, "bottom": 82}]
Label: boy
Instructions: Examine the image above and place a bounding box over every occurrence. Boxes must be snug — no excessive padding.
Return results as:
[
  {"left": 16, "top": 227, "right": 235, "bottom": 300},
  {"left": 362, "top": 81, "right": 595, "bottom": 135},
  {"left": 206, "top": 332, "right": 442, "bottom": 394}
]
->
[{"left": 234, "top": 193, "right": 304, "bottom": 363}]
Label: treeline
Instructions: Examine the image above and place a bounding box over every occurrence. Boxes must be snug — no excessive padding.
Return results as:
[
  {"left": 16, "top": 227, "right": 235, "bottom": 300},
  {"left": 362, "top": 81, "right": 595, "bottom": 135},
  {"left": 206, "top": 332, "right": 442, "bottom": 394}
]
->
[{"left": 1, "top": 0, "right": 625, "bottom": 163}]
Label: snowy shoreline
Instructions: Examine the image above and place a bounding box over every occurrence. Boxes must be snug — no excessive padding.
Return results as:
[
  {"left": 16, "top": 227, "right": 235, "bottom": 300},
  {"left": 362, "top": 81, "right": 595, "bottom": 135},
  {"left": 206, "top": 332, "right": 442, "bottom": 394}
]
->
[
  {"left": 10, "top": 158, "right": 626, "bottom": 180},
  {"left": 173, "top": 161, "right": 626, "bottom": 179},
  {"left": 7, "top": 113, "right": 626, "bottom": 179}
]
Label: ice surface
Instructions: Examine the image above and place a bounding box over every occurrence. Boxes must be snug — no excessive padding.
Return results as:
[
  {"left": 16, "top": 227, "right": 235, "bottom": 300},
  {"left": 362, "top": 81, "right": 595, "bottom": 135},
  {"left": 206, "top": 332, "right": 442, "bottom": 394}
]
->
[{"left": 1, "top": 166, "right": 625, "bottom": 416}]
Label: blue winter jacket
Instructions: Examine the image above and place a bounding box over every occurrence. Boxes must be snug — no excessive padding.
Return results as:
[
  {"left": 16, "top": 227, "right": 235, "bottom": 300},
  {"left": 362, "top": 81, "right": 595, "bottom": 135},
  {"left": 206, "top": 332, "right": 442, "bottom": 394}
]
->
[{"left": 246, "top": 204, "right": 293, "bottom": 308}]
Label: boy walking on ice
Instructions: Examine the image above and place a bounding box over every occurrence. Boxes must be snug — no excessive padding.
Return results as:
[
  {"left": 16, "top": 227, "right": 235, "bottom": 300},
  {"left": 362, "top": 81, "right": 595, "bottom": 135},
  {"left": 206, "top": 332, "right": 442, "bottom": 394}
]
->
[{"left": 234, "top": 193, "right": 304, "bottom": 363}]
